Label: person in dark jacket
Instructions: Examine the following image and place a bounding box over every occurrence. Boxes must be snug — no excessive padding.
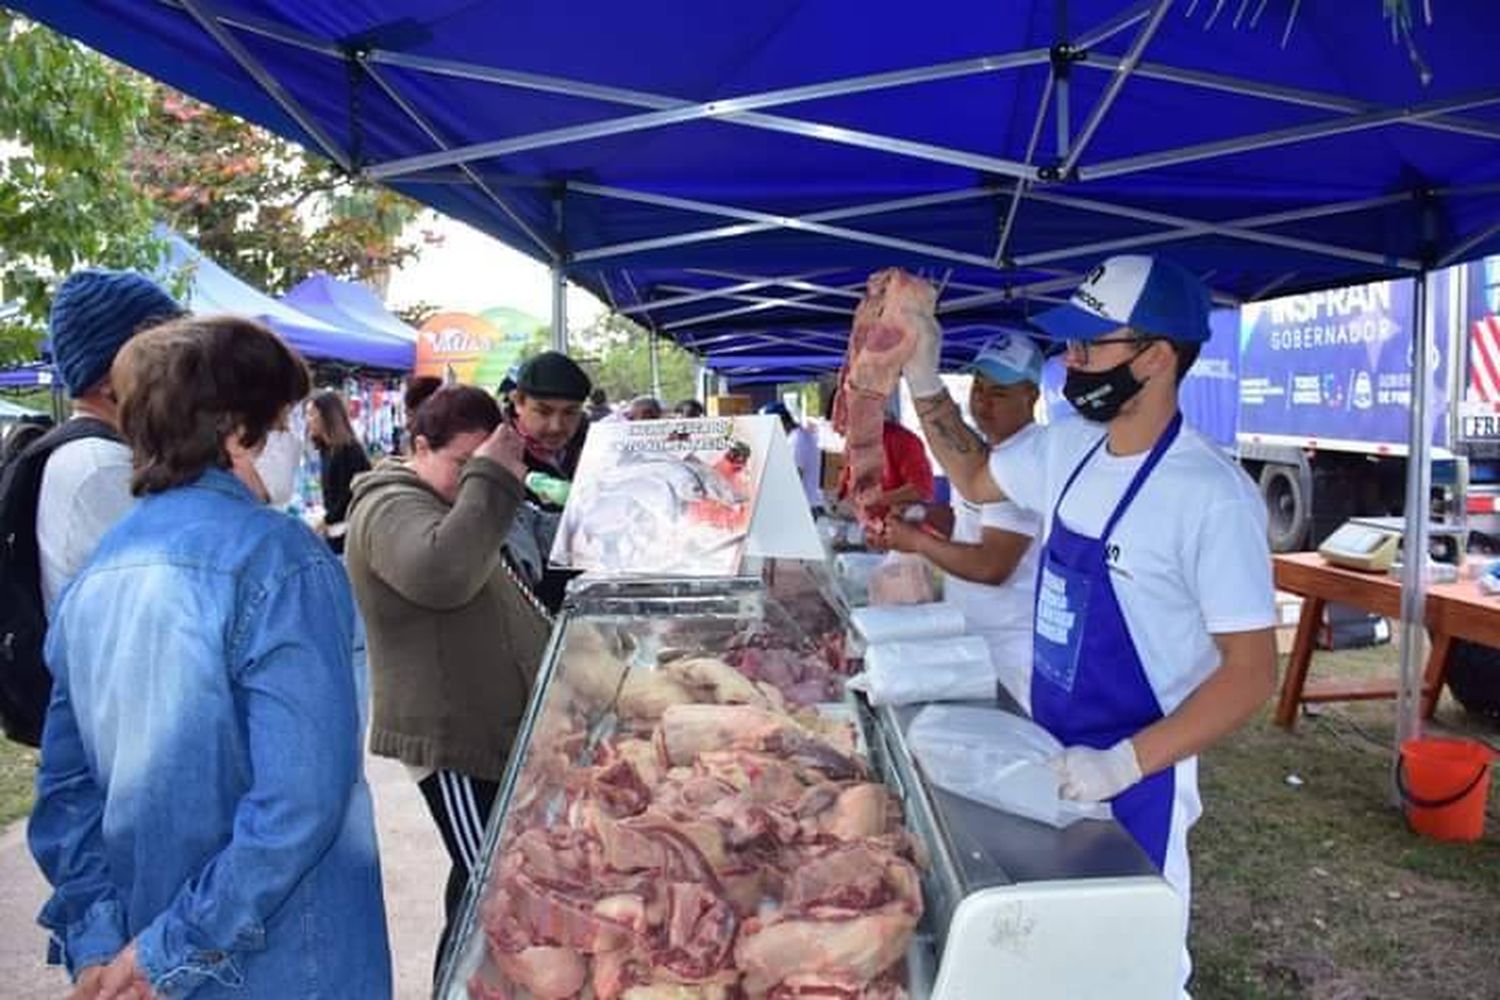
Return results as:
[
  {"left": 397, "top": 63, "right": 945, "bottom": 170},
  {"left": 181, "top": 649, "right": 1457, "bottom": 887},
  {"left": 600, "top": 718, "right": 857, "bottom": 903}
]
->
[
  {"left": 306, "top": 390, "right": 371, "bottom": 554},
  {"left": 506, "top": 351, "right": 593, "bottom": 611}
]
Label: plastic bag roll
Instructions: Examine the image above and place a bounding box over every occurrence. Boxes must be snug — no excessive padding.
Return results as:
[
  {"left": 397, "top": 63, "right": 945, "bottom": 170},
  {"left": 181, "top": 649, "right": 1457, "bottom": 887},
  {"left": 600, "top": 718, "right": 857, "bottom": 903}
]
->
[
  {"left": 849, "top": 603, "right": 966, "bottom": 644},
  {"left": 851, "top": 635, "right": 994, "bottom": 706}
]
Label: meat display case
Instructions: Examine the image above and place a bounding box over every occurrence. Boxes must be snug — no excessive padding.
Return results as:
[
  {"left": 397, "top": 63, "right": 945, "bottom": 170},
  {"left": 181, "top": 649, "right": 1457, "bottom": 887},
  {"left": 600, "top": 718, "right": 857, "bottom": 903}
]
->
[{"left": 436, "top": 575, "right": 1181, "bottom": 999}]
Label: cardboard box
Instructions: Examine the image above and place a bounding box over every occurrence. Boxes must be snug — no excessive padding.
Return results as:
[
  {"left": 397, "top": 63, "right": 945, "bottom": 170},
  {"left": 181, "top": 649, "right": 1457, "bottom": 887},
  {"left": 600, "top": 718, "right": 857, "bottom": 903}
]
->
[
  {"left": 707, "top": 394, "right": 753, "bottom": 417},
  {"left": 822, "top": 449, "right": 845, "bottom": 494}
]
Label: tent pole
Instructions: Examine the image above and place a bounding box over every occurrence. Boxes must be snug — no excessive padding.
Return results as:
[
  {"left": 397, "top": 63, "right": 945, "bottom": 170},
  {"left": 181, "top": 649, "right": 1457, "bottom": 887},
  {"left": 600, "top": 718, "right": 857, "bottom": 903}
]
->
[
  {"left": 1395, "top": 268, "right": 1434, "bottom": 772},
  {"left": 649, "top": 332, "right": 662, "bottom": 401},
  {"left": 551, "top": 267, "right": 568, "bottom": 353},
  {"left": 551, "top": 194, "right": 568, "bottom": 352}
]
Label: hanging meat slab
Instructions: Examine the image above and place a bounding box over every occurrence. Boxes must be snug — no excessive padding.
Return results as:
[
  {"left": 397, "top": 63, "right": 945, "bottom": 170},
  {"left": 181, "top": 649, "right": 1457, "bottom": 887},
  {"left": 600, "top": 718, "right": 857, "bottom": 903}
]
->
[{"left": 832, "top": 270, "right": 938, "bottom": 527}]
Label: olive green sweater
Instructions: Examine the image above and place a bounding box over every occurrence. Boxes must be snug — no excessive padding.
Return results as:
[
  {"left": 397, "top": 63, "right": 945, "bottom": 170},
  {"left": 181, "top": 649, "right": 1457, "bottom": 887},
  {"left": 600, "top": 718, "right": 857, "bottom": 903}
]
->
[{"left": 346, "top": 457, "right": 549, "bottom": 781}]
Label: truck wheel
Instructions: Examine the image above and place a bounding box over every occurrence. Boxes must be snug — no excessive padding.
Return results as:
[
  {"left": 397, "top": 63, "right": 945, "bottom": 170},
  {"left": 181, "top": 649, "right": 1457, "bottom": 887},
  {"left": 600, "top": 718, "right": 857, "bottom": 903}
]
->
[
  {"left": 1260, "top": 463, "right": 1310, "bottom": 553},
  {"left": 1446, "top": 640, "right": 1500, "bottom": 721}
]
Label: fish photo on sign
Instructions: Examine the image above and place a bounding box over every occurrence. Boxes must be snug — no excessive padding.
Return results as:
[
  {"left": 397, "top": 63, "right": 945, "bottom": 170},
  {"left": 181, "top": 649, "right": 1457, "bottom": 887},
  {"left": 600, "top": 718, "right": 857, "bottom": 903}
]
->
[{"left": 551, "top": 416, "right": 777, "bottom": 577}]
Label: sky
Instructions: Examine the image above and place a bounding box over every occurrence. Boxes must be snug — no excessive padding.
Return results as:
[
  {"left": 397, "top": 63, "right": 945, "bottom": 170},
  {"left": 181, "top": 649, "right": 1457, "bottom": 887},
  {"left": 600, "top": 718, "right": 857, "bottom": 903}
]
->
[{"left": 386, "top": 211, "right": 608, "bottom": 332}]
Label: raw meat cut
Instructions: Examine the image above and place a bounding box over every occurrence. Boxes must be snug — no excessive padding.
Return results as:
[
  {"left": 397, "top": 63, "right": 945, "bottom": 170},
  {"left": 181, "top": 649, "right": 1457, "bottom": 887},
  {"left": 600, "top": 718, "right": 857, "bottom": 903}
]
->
[
  {"left": 465, "top": 619, "right": 918, "bottom": 998},
  {"left": 658, "top": 704, "right": 863, "bottom": 780},
  {"left": 867, "top": 553, "right": 936, "bottom": 606},
  {"left": 833, "top": 269, "right": 938, "bottom": 525},
  {"left": 495, "top": 946, "right": 588, "bottom": 999},
  {"left": 736, "top": 912, "right": 918, "bottom": 997}
]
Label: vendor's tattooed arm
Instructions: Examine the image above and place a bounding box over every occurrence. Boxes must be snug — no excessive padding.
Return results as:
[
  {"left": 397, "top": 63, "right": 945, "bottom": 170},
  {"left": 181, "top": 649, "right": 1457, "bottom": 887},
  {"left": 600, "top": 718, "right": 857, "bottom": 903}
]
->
[{"left": 913, "top": 391, "right": 1005, "bottom": 503}]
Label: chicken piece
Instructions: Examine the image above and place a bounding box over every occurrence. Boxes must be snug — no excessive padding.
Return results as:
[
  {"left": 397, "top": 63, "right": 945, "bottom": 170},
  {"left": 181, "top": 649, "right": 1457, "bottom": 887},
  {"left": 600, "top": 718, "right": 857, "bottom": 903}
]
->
[
  {"left": 494, "top": 946, "right": 588, "bottom": 1000},
  {"left": 663, "top": 655, "right": 778, "bottom": 709},
  {"left": 821, "top": 783, "right": 897, "bottom": 842},
  {"left": 736, "top": 911, "right": 918, "bottom": 997},
  {"left": 622, "top": 985, "right": 732, "bottom": 999},
  {"left": 617, "top": 669, "right": 698, "bottom": 721},
  {"left": 665, "top": 704, "right": 866, "bottom": 781}
]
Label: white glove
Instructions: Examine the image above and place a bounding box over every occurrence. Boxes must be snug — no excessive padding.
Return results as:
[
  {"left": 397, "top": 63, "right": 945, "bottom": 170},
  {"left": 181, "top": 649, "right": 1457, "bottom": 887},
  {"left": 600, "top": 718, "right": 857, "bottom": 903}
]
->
[
  {"left": 1052, "top": 740, "right": 1143, "bottom": 803},
  {"left": 902, "top": 311, "right": 945, "bottom": 399}
]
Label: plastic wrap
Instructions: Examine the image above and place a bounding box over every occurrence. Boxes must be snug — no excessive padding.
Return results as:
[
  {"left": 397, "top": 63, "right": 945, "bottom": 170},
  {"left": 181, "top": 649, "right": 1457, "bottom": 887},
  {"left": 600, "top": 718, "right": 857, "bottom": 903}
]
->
[
  {"left": 908, "top": 705, "right": 1110, "bottom": 829},
  {"left": 850, "top": 603, "right": 966, "bottom": 644},
  {"left": 849, "top": 636, "right": 994, "bottom": 706}
]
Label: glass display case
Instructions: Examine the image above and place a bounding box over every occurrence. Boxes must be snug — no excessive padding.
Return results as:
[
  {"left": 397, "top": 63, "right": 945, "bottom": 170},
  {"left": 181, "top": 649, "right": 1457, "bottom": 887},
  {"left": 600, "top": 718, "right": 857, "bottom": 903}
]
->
[{"left": 436, "top": 577, "right": 922, "bottom": 999}]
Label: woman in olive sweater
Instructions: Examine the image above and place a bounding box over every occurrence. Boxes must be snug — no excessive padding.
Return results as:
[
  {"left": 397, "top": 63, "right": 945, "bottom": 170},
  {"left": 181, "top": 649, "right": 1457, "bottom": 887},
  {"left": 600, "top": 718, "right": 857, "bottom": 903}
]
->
[{"left": 344, "top": 385, "right": 549, "bottom": 974}]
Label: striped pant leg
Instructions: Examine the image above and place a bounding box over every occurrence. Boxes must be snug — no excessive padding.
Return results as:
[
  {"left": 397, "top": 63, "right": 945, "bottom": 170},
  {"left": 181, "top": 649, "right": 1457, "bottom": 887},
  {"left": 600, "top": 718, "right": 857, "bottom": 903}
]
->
[{"left": 417, "top": 769, "right": 500, "bottom": 980}]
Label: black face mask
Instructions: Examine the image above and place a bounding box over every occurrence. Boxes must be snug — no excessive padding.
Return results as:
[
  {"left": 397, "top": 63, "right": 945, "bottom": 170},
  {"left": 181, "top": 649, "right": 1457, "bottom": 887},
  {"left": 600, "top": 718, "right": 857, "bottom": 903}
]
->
[{"left": 1063, "top": 354, "right": 1146, "bottom": 423}]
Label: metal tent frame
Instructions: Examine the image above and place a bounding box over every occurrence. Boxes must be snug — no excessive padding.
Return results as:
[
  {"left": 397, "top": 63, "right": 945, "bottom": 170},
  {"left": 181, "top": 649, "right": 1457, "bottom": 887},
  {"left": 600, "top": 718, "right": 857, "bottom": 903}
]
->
[{"left": 19, "top": 0, "right": 1500, "bottom": 756}]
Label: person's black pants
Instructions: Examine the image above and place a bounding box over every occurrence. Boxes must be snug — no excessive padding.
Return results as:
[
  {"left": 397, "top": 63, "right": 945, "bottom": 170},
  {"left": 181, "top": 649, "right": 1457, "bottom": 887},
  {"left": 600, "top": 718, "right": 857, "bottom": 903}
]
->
[{"left": 417, "top": 769, "right": 500, "bottom": 982}]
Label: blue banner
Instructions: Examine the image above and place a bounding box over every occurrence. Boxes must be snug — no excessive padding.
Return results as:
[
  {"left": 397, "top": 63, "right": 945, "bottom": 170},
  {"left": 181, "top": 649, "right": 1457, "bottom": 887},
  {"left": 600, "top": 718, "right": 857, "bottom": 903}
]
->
[{"left": 1237, "top": 279, "right": 1446, "bottom": 448}]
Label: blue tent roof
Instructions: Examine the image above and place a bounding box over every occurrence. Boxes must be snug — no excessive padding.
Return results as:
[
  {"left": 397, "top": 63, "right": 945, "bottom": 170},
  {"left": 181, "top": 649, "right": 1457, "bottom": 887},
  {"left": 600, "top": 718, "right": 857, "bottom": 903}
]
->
[
  {"left": 161, "top": 232, "right": 413, "bottom": 371},
  {"left": 281, "top": 272, "right": 419, "bottom": 353},
  {"left": 15, "top": 1, "right": 1500, "bottom": 364},
  {"left": 0, "top": 362, "right": 56, "bottom": 389}
]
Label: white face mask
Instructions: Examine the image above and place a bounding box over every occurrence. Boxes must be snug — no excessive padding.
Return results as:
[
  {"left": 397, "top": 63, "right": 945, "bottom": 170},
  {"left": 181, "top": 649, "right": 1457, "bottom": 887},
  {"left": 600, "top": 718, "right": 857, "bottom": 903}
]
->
[{"left": 253, "top": 429, "right": 302, "bottom": 507}]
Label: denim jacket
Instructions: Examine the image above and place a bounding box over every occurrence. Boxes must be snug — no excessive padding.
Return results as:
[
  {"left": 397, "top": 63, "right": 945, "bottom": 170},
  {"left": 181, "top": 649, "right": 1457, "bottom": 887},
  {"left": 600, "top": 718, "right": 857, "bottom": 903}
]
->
[{"left": 29, "top": 469, "right": 391, "bottom": 998}]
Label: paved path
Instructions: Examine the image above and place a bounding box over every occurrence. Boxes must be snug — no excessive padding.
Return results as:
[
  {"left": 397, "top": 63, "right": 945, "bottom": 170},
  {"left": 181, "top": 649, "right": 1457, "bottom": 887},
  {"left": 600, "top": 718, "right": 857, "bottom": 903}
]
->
[{"left": 0, "top": 753, "right": 447, "bottom": 999}]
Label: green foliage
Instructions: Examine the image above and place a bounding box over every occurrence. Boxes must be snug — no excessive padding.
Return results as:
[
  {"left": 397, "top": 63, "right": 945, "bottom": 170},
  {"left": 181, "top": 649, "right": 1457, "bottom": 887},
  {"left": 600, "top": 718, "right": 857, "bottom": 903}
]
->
[
  {"left": 0, "top": 13, "right": 159, "bottom": 363},
  {"left": 0, "top": 15, "right": 430, "bottom": 369},
  {"left": 131, "top": 86, "right": 426, "bottom": 296},
  {"left": 393, "top": 299, "right": 441, "bottom": 328},
  {"left": 574, "top": 312, "right": 700, "bottom": 405}
]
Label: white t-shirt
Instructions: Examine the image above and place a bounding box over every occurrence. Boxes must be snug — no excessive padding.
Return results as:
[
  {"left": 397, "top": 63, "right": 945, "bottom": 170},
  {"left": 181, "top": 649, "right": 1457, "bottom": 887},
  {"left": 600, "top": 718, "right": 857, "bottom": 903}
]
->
[
  {"left": 944, "top": 437, "right": 1041, "bottom": 709},
  {"left": 991, "top": 415, "right": 1273, "bottom": 973},
  {"left": 788, "top": 426, "right": 823, "bottom": 508},
  {"left": 37, "top": 433, "right": 137, "bottom": 615},
  {"left": 989, "top": 415, "right": 1275, "bottom": 717}
]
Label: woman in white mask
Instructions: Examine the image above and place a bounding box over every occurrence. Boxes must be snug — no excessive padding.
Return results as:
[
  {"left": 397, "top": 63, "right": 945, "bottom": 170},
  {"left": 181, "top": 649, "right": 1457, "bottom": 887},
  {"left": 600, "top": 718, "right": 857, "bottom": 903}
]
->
[{"left": 30, "top": 315, "right": 392, "bottom": 998}]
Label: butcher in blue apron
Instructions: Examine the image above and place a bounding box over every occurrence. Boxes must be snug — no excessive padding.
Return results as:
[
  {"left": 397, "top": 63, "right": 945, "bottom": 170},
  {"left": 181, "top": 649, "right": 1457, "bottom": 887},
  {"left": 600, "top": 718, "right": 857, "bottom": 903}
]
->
[{"left": 899, "top": 254, "right": 1278, "bottom": 994}]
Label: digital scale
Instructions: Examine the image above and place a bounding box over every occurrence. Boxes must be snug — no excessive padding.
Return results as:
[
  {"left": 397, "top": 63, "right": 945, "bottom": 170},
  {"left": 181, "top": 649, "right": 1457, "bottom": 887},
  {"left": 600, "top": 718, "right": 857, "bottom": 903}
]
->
[{"left": 1318, "top": 516, "right": 1468, "bottom": 574}]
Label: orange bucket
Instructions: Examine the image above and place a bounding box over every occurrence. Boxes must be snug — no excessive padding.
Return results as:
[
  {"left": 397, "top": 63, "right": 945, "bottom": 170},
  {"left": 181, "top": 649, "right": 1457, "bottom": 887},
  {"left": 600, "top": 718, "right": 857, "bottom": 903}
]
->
[{"left": 1397, "top": 738, "right": 1495, "bottom": 842}]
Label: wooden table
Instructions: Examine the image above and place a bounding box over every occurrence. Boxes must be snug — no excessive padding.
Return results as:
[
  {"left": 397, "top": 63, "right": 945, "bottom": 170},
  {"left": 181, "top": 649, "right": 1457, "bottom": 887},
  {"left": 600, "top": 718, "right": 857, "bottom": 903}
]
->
[{"left": 1273, "top": 552, "right": 1500, "bottom": 728}]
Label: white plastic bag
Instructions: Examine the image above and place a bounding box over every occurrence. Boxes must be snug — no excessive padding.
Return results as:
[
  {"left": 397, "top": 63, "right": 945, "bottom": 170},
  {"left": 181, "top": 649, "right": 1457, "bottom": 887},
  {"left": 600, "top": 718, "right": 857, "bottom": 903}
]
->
[
  {"left": 849, "top": 636, "right": 994, "bottom": 705},
  {"left": 867, "top": 551, "right": 936, "bottom": 605},
  {"left": 833, "top": 552, "right": 887, "bottom": 606},
  {"left": 849, "top": 604, "right": 966, "bottom": 645},
  {"left": 908, "top": 704, "right": 1111, "bottom": 828}
]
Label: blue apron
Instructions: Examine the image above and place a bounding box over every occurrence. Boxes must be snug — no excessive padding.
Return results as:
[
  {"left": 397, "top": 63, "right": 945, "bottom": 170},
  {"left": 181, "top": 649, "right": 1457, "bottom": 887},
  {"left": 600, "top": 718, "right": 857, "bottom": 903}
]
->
[{"left": 1031, "top": 414, "right": 1182, "bottom": 870}]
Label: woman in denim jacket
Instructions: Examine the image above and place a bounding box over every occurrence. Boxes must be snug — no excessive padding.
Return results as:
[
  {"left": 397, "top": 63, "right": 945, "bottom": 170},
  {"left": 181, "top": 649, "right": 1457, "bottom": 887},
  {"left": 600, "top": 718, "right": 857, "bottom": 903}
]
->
[{"left": 28, "top": 316, "right": 391, "bottom": 999}]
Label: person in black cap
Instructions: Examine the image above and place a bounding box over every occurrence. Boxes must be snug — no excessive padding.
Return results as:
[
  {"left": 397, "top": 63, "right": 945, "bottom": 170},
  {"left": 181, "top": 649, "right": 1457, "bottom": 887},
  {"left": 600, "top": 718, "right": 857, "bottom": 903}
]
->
[
  {"left": 511, "top": 350, "right": 591, "bottom": 482},
  {"left": 505, "top": 350, "right": 592, "bottom": 611}
]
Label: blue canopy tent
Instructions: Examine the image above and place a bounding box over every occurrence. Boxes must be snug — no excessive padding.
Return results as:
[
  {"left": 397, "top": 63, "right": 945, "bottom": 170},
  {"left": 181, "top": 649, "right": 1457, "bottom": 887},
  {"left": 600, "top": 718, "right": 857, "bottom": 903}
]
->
[
  {"left": 14, "top": 0, "right": 1500, "bottom": 776},
  {"left": 161, "top": 231, "right": 414, "bottom": 371},
  {"left": 15, "top": 2, "right": 1500, "bottom": 357},
  {"left": 281, "top": 272, "right": 419, "bottom": 361},
  {"left": 0, "top": 362, "right": 57, "bottom": 388}
]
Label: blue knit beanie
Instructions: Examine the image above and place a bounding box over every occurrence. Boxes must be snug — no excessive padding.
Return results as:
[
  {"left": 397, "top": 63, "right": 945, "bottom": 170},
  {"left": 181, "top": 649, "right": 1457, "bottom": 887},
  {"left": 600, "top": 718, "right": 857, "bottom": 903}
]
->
[{"left": 48, "top": 269, "right": 183, "bottom": 395}]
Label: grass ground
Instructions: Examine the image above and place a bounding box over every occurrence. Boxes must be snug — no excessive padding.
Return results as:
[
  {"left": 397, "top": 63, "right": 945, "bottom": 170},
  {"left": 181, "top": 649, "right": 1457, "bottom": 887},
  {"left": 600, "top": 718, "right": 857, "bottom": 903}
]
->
[
  {"left": 0, "top": 737, "right": 36, "bottom": 829},
  {"left": 1190, "top": 643, "right": 1500, "bottom": 1000}
]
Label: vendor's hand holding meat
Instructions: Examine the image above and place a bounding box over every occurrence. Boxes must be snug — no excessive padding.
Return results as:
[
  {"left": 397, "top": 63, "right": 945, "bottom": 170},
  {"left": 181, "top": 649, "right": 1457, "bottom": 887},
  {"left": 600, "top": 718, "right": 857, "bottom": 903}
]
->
[
  {"left": 1051, "top": 739, "right": 1143, "bottom": 803},
  {"left": 895, "top": 276, "right": 943, "bottom": 400},
  {"left": 475, "top": 419, "right": 528, "bottom": 482},
  {"left": 876, "top": 511, "right": 928, "bottom": 554}
]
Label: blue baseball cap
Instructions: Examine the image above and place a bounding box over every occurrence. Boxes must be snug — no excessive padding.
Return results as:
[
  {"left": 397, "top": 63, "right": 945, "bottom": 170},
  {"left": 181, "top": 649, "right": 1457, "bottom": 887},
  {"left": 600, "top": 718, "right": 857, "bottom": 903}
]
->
[
  {"left": 1030, "top": 255, "right": 1212, "bottom": 344},
  {"left": 966, "top": 331, "right": 1044, "bottom": 385}
]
